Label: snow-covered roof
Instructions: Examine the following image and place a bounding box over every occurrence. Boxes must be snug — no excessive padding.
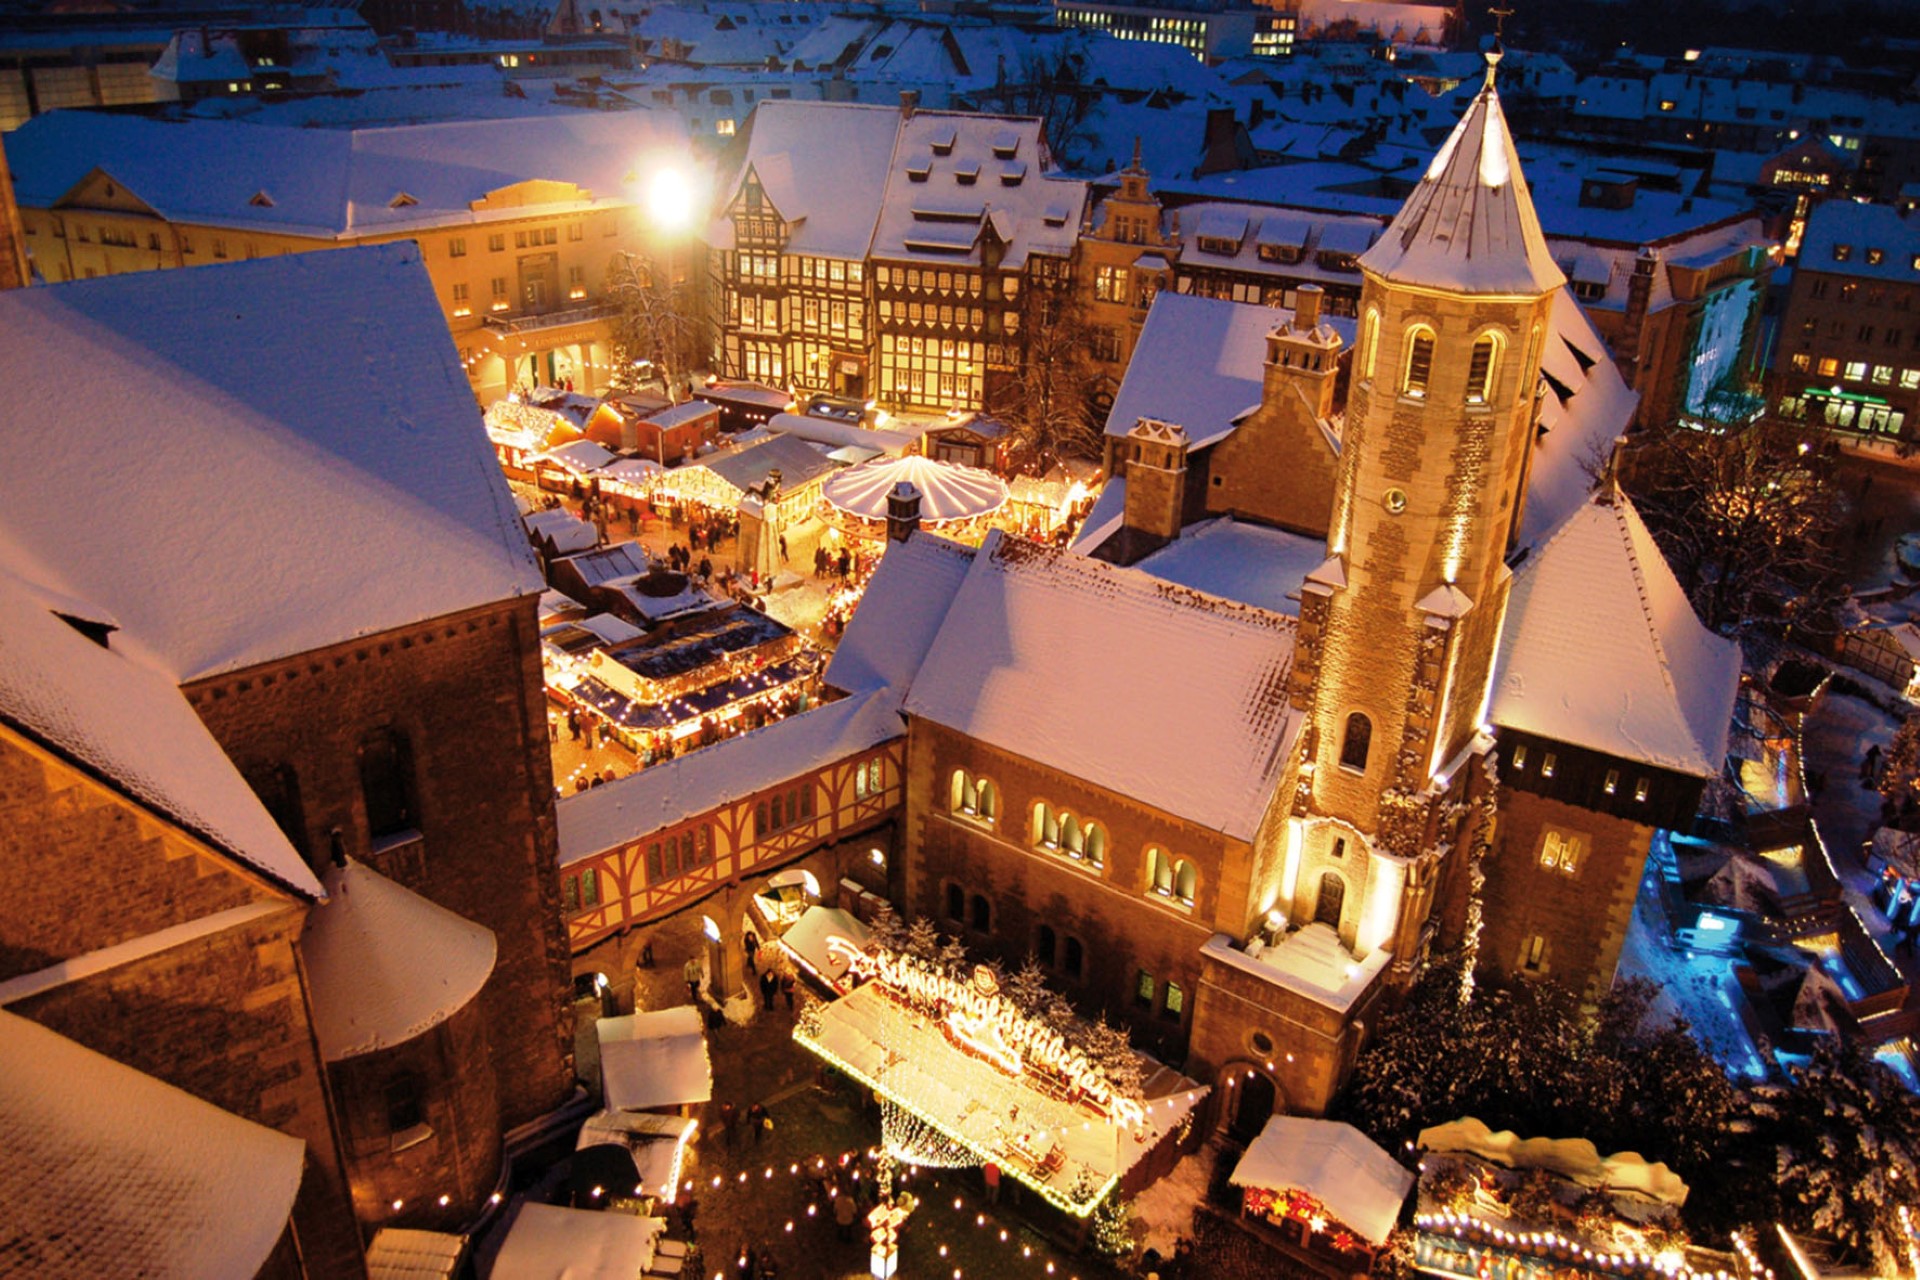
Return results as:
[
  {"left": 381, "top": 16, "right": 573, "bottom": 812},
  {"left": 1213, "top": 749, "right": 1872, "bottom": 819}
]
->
[
  {"left": 526, "top": 507, "right": 600, "bottom": 554},
  {"left": 0, "top": 1009, "right": 306, "bottom": 1279},
  {"left": 490, "top": 1202, "right": 665, "bottom": 1280},
  {"left": 1417, "top": 1116, "right": 1690, "bottom": 1207},
  {"left": 577, "top": 1110, "right": 699, "bottom": 1200},
  {"left": 778, "top": 904, "right": 872, "bottom": 992},
  {"left": 1517, "top": 289, "right": 1639, "bottom": 549},
  {"left": 367, "top": 1229, "right": 466, "bottom": 1280},
  {"left": 556, "top": 543, "right": 653, "bottom": 590},
  {"left": 822, "top": 453, "right": 1009, "bottom": 523},
  {"left": 767, "top": 411, "right": 917, "bottom": 455},
  {"left": 1230, "top": 1116, "right": 1414, "bottom": 1246},
  {"left": 714, "top": 100, "right": 899, "bottom": 259},
  {"left": 535, "top": 439, "right": 619, "bottom": 475},
  {"left": 702, "top": 431, "right": 841, "bottom": 496},
  {"left": 302, "top": 859, "right": 496, "bottom": 1061},
  {"left": 0, "top": 245, "right": 544, "bottom": 682},
  {"left": 6, "top": 109, "right": 690, "bottom": 238},
  {"left": 1358, "top": 58, "right": 1565, "bottom": 296},
  {"left": 1492, "top": 489, "right": 1742, "bottom": 776},
  {"left": 0, "top": 569, "right": 322, "bottom": 898},
  {"left": 827, "top": 532, "right": 977, "bottom": 701},
  {"left": 598, "top": 1006, "right": 713, "bottom": 1110},
  {"left": 906, "top": 534, "right": 1300, "bottom": 840},
  {"left": 1212, "top": 924, "right": 1391, "bottom": 1012},
  {"left": 1104, "top": 292, "right": 1277, "bottom": 449},
  {"left": 1799, "top": 199, "right": 1920, "bottom": 285},
  {"left": 1132, "top": 518, "right": 1329, "bottom": 617}
]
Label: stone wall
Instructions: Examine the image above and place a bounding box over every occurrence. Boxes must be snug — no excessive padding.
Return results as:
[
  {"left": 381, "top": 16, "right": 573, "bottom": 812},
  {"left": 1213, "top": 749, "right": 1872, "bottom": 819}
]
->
[{"left": 183, "top": 596, "right": 574, "bottom": 1129}]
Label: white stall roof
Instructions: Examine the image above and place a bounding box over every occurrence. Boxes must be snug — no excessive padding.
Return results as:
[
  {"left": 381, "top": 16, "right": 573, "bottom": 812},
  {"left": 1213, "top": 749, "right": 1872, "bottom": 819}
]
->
[
  {"left": 598, "top": 1006, "right": 713, "bottom": 1110},
  {"left": 1230, "top": 1116, "right": 1413, "bottom": 1246},
  {"left": 489, "top": 1203, "right": 664, "bottom": 1280},
  {"left": 778, "top": 905, "right": 872, "bottom": 991}
]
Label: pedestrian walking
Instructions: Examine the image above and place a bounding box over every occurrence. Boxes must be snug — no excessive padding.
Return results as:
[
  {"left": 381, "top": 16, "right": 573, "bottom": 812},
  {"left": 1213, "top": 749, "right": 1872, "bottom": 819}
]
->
[
  {"left": 719, "top": 1100, "right": 739, "bottom": 1149},
  {"left": 566, "top": 707, "right": 581, "bottom": 741},
  {"left": 780, "top": 970, "right": 796, "bottom": 1011},
  {"left": 684, "top": 955, "right": 703, "bottom": 1003},
  {"left": 778, "top": 533, "right": 788, "bottom": 563},
  {"left": 743, "top": 930, "right": 760, "bottom": 974},
  {"left": 833, "top": 1187, "right": 858, "bottom": 1243},
  {"left": 747, "top": 1102, "right": 769, "bottom": 1145},
  {"left": 700, "top": 556, "right": 712, "bottom": 580},
  {"left": 759, "top": 967, "right": 779, "bottom": 1011}
]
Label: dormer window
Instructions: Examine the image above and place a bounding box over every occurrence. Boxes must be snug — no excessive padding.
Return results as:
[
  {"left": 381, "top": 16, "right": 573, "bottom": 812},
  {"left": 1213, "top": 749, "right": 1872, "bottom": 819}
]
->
[
  {"left": 906, "top": 155, "right": 931, "bottom": 183},
  {"left": 991, "top": 131, "right": 1019, "bottom": 158},
  {"left": 1868, "top": 248, "right": 1886, "bottom": 266},
  {"left": 1833, "top": 243, "right": 1852, "bottom": 262},
  {"left": 1197, "top": 236, "right": 1238, "bottom": 255},
  {"left": 954, "top": 161, "right": 979, "bottom": 186},
  {"left": 929, "top": 126, "right": 957, "bottom": 155},
  {"left": 999, "top": 162, "right": 1027, "bottom": 186},
  {"left": 389, "top": 192, "right": 418, "bottom": 209},
  {"left": 249, "top": 191, "right": 274, "bottom": 208}
]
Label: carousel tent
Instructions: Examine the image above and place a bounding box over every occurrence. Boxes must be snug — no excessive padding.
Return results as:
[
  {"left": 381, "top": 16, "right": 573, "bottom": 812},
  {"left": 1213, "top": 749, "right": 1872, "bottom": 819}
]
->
[
  {"left": 822, "top": 454, "right": 1009, "bottom": 525},
  {"left": 1229, "top": 1116, "right": 1413, "bottom": 1246}
]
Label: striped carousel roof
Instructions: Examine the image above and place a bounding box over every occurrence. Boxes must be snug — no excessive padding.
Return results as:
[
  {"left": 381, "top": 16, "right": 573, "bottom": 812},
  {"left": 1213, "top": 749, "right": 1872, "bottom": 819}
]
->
[{"left": 821, "top": 454, "right": 1009, "bottom": 524}]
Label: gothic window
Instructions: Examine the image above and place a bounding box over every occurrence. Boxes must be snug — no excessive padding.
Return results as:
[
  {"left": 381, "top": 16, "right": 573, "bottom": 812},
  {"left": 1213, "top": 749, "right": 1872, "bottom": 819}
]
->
[
  {"left": 358, "top": 727, "right": 417, "bottom": 840},
  {"left": 1402, "top": 326, "right": 1435, "bottom": 398},
  {"left": 1539, "top": 829, "right": 1586, "bottom": 875},
  {"left": 1083, "top": 823, "right": 1107, "bottom": 868},
  {"left": 1174, "top": 859, "right": 1198, "bottom": 906},
  {"left": 1360, "top": 308, "right": 1379, "bottom": 381},
  {"left": 970, "top": 893, "right": 992, "bottom": 933},
  {"left": 1032, "top": 802, "right": 1061, "bottom": 848},
  {"left": 945, "top": 882, "right": 964, "bottom": 921},
  {"left": 1036, "top": 924, "right": 1058, "bottom": 967},
  {"left": 1467, "top": 333, "right": 1501, "bottom": 404},
  {"left": 1314, "top": 872, "right": 1346, "bottom": 928},
  {"left": 950, "top": 770, "right": 996, "bottom": 823},
  {"left": 1339, "top": 712, "right": 1372, "bottom": 772},
  {"left": 1063, "top": 935, "right": 1085, "bottom": 979},
  {"left": 1062, "top": 814, "right": 1084, "bottom": 857}
]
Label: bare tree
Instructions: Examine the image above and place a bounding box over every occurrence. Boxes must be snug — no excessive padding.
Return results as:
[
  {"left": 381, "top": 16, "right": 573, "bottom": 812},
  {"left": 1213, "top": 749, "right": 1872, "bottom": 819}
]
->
[
  {"left": 1625, "top": 417, "right": 1850, "bottom": 633},
  {"left": 989, "top": 284, "right": 1104, "bottom": 470},
  {"left": 605, "top": 250, "right": 701, "bottom": 399},
  {"left": 968, "top": 48, "right": 1097, "bottom": 166}
]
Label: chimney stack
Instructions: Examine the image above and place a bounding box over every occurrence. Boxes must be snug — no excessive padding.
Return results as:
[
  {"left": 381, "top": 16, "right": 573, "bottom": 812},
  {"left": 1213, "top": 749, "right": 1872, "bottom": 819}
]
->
[
  {"left": 899, "top": 89, "right": 919, "bottom": 120},
  {"left": 1293, "top": 283, "right": 1323, "bottom": 333},
  {"left": 887, "top": 482, "right": 922, "bottom": 543}
]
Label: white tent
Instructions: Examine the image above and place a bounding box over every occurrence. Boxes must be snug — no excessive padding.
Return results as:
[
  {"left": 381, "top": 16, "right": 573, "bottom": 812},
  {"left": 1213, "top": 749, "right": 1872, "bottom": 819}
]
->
[
  {"left": 598, "top": 1006, "right": 713, "bottom": 1111},
  {"left": 1230, "top": 1116, "right": 1413, "bottom": 1247},
  {"left": 488, "top": 1203, "right": 664, "bottom": 1280},
  {"left": 822, "top": 454, "right": 1009, "bottom": 524}
]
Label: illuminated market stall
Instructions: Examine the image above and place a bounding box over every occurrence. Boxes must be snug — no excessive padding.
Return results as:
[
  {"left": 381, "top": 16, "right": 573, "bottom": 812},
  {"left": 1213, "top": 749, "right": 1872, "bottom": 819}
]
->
[
  {"left": 1227, "top": 1116, "right": 1413, "bottom": 1274},
  {"left": 794, "top": 941, "right": 1204, "bottom": 1222},
  {"left": 819, "top": 453, "right": 1009, "bottom": 543}
]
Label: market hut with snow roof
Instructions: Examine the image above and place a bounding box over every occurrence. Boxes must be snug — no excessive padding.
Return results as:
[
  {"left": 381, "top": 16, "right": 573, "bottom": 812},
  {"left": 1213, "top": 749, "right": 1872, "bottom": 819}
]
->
[
  {"left": 597, "top": 1005, "right": 714, "bottom": 1116},
  {"left": 694, "top": 377, "right": 793, "bottom": 434},
  {"left": 1227, "top": 1116, "right": 1414, "bottom": 1274},
  {"left": 919, "top": 411, "right": 1012, "bottom": 472}
]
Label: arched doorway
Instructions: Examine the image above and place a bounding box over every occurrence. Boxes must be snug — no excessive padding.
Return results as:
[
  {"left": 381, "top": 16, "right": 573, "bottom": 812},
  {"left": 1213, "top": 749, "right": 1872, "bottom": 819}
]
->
[{"left": 1227, "top": 1068, "right": 1278, "bottom": 1144}]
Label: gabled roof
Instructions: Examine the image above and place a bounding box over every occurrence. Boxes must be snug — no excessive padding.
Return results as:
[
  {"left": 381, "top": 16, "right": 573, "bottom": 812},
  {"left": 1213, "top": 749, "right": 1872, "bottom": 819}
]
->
[
  {"left": 1103, "top": 292, "right": 1276, "bottom": 450},
  {"left": 0, "top": 569, "right": 323, "bottom": 899},
  {"left": 905, "top": 533, "right": 1300, "bottom": 840},
  {"left": 0, "top": 245, "right": 544, "bottom": 682},
  {"left": 712, "top": 100, "right": 899, "bottom": 259},
  {"left": 0, "top": 1009, "right": 306, "bottom": 1279},
  {"left": 1491, "top": 490, "right": 1742, "bottom": 777},
  {"left": 302, "top": 858, "right": 497, "bottom": 1062},
  {"left": 701, "top": 431, "right": 839, "bottom": 495},
  {"left": 1229, "top": 1116, "right": 1413, "bottom": 1247},
  {"left": 1358, "top": 55, "right": 1564, "bottom": 296}
]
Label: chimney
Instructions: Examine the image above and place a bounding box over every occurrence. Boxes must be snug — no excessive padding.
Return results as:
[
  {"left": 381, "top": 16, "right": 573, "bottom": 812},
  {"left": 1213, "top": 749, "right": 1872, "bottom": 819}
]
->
[
  {"left": 899, "top": 89, "right": 919, "bottom": 119},
  {"left": 1293, "top": 283, "right": 1323, "bottom": 333},
  {"left": 887, "top": 481, "right": 922, "bottom": 543}
]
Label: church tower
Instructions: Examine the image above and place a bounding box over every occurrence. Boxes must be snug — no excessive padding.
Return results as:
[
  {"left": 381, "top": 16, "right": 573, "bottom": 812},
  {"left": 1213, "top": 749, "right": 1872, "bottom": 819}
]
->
[{"left": 1280, "top": 54, "right": 1564, "bottom": 967}]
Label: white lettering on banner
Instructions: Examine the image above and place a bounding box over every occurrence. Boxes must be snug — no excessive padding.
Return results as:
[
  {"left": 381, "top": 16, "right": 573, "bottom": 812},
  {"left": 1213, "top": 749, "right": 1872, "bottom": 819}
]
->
[{"left": 824, "top": 938, "right": 1146, "bottom": 1128}]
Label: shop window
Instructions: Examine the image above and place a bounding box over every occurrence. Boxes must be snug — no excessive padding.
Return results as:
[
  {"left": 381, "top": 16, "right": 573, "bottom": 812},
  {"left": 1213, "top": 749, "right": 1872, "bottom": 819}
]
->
[
  {"left": 1339, "top": 712, "right": 1372, "bottom": 772},
  {"left": 358, "top": 728, "right": 417, "bottom": 840},
  {"left": 1163, "top": 981, "right": 1185, "bottom": 1021},
  {"left": 1402, "top": 326, "right": 1434, "bottom": 398},
  {"left": 1135, "top": 969, "right": 1155, "bottom": 1007},
  {"left": 1314, "top": 872, "right": 1345, "bottom": 928},
  {"left": 970, "top": 893, "right": 992, "bottom": 934},
  {"left": 1063, "top": 935, "right": 1085, "bottom": 979},
  {"left": 945, "top": 883, "right": 964, "bottom": 921}
]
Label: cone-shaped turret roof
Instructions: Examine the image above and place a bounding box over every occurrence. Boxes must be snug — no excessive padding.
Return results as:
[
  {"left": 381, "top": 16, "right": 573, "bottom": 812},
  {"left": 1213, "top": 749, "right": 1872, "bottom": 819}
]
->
[{"left": 1358, "top": 52, "right": 1564, "bottom": 297}]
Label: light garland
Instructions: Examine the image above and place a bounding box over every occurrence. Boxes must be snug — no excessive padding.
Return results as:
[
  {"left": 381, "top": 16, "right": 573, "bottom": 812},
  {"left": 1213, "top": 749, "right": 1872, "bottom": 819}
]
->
[
  {"left": 881, "top": 1095, "right": 978, "bottom": 1169},
  {"left": 1412, "top": 1210, "right": 1729, "bottom": 1280}
]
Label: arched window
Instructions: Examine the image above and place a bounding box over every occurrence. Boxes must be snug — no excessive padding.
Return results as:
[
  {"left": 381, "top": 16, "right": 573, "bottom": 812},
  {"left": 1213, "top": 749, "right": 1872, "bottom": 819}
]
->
[
  {"left": 1339, "top": 712, "right": 1372, "bottom": 772},
  {"left": 976, "top": 779, "right": 997, "bottom": 823},
  {"left": 945, "top": 883, "right": 964, "bottom": 921},
  {"left": 1147, "top": 846, "right": 1174, "bottom": 897},
  {"left": 1063, "top": 935, "right": 1085, "bottom": 979},
  {"left": 1314, "top": 872, "right": 1346, "bottom": 928},
  {"left": 1402, "top": 326, "right": 1435, "bottom": 398},
  {"left": 246, "top": 762, "right": 310, "bottom": 866},
  {"left": 358, "top": 727, "right": 417, "bottom": 839},
  {"left": 1036, "top": 924, "right": 1058, "bottom": 967},
  {"left": 951, "top": 771, "right": 995, "bottom": 823},
  {"left": 1062, "top": 814, "right": 1083, "bottom": 857},
  {"left": 970, "top": 893, "right": 992, "bottom": 934},
  {"left": 1032, "top": 802, "right": 1061, "bottom": 848},
  {"left": 1360, "top": 307, "right": 1379, "bottom": 381},
  {"left": 1466, "top": 332, "right": 1501, "bottom": 404},
  {"left": 1083, "top": 823, "right": 1107, "bottom": 868},
  {"left": 1174, "top": 859, "right": 1198, "bottom": 907}
]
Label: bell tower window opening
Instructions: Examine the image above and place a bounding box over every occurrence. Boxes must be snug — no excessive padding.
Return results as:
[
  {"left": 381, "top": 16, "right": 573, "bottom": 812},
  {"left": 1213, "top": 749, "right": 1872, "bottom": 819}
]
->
[
  {"left": 1466, "top": 332, "right": 1501, "bottom": 404},
  {"left": 1402, "top": 326, "right": 1435, "bottom": 398},
  {"left": 1339, "top": 712, "right": 1372, "bottom": 772},
  {"left": 1360, "top": 308, "right": 1379, "bottom": 381}
]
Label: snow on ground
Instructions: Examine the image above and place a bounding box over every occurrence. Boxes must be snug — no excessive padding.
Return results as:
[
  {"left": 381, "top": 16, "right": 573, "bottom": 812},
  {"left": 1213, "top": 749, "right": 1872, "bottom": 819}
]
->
[
  {"left": 1618, "top": 880, "right": 1771, "bottom": 1081},
  {"left": 1130, "top": 1143, "right": 1223, "bottom": 1256}
]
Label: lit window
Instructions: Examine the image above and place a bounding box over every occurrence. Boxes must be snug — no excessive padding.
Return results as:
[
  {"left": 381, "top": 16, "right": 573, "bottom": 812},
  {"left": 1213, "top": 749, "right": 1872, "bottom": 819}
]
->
[
  {"left": 1163, "top": 981, "right": 1184, "bottom": 1020},
  {"left": 1511, "top": 744, "right": 1528, "bottom": 770},
  {"left": 1541, "top": 752, "right": 1557, "bottom": 778},
  {"left": 1402, "top": 327, "right": 1434, "bottom": 397},
  {"left": 949, "top": 769, "right": 995, "bottom": 823},
  {"left": 1603, "top": 768, "right": 1619, "bottom": 795},
  {"left": 1360, "top": 308, "right": 1379, "bottom": 381},
  {"left": 1522, "top": 934, "right": 1547, "bottom": 971},
  {"left": 1539, "top": 829, "right": 1585, "bottom": 874},
  {"left": 1147, "top": 846, "right": 1173, "bottom": 897},
  {"left": 1833, "top": 244, "right": 1853, "bottom": 262},
  {"left": 1845, "top": 361, "right": 1868, "bottom": 381},
  {"left": 1466, "top": 333, "right": 1500, "bottom": 404},
  {"left": 716, "top": 118, "right": 736, "bottom": 137},
  {"left": 1135, "top": 970, "right": 1155, "bottom": 1007},
  {"left": 1634, "top": 778, "right": 1650, "bottom": 803}
]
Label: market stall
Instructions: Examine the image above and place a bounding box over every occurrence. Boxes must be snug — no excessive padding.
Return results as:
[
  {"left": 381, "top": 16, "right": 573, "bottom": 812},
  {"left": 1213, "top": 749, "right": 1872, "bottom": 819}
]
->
[
  {"left": 490, "top": 1202, "right": 666, "bottom": 1280},
  {"left": 598, "top": 1006, "right": 713, "bottom": 1115},
  {"left": 1228, "top": 1116, "right": 1412, "bottom": 1272},
  {"left": 577, "top": 1110, "right": 700, "bottom": 1205},
  {"left": 777, "top": 905, "right": 871, "bottom": 994}
]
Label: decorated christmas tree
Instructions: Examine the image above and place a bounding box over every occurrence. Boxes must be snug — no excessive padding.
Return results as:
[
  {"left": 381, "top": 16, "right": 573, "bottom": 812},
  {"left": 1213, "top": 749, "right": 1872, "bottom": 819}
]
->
[{"left": 1090, "top": 1193, "right": 1134, "bottom": 1257}]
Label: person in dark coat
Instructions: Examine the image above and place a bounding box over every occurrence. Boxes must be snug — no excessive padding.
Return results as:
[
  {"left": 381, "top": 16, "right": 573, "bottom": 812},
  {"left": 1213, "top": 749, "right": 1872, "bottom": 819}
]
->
[
  {"left": 742, "top": 930, "right": 760, "bottom": 973},
  {"left": 759, "top": 967, "right": 779, "bottom": 1011},
  {"left": 780, "top": 971, "right": 796, "bottom": 1011},
  {"left": 747, "top": 1102, "right": 769, "bottom": 1145}
]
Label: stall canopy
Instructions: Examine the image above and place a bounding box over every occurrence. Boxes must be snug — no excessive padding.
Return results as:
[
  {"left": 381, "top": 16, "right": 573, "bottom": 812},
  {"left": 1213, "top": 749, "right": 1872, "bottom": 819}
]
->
[
  {"left": 779, "top": 904, "right": 872, "bottom": 992},
  {"left": 1229, "top": 1116, "right": 1414, "bottom": 1247},
  {"left": 578, "top": 1110, "right": 700, "bottom": 1202},
  {"left": 489, "top": 1202, "right": 666, "bottom": 1280},
  {"left": 822, "top": 454, "right": 1009, "bottom": 524},
  {"left": 366, "top": 1228, "right": 466, "bottom": 1280},
  {"left": 598, "top": 1006, "right": 714, "bottom": 1111}
]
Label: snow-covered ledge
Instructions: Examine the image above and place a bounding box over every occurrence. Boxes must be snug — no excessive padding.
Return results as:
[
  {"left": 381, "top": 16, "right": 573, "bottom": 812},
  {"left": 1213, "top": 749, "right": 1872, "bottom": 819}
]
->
[{"left": 1201, "top": 925, "right": 1391, "bottom": 1015}]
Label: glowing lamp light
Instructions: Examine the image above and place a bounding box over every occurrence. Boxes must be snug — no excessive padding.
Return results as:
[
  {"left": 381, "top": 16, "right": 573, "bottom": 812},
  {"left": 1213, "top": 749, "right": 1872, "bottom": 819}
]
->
[{"left": 646, "top": 164, "right": 697, "bottom": 232}]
